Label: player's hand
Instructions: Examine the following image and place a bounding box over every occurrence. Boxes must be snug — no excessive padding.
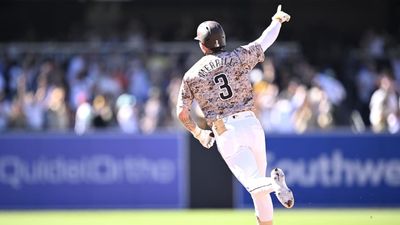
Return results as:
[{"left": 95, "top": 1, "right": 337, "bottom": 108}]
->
[
  {"left": 192, "top": 127, "right": 215, "bottom": 149},
  {"left": 272, "top": 5, "right": 291, "bottom": 23}
]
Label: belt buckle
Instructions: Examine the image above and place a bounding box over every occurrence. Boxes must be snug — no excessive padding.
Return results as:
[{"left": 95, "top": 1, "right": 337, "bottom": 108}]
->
[{"left": 213, "top": 119, "right": 227, "bottom": 136}]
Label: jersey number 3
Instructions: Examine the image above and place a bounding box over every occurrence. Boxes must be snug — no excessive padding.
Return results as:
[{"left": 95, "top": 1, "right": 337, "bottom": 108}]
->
[{"left": 214, "top": 73, "right": 233, "bottom": 100}]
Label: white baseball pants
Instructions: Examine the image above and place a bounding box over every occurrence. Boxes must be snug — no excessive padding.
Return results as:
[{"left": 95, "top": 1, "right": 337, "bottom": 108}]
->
[{"left": 212, "top": 111, "right": 274, "bottom": 221}]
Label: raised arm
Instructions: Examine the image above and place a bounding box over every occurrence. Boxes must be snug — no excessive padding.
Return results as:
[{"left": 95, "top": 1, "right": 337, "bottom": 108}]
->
[{"left": 254, "top": 5, "right": 291, "bottom": 51}]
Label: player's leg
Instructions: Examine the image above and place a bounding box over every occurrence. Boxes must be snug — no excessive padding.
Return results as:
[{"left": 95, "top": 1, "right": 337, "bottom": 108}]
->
[
  {"left": 213, "top": 122, "right": 271, "bottom": 192},
  {"left": 214, "top": 118, "right": 275, "bottom": 224},
  {"left": 249, "top": 117, "right": 295, "bottom": 208},
  {"left": 220, "top": 140, "right": 275, "bottom": 224},
  {"left": 214, "top": 124, "right": 274, "bottom": 193},
  {"left": 222, "top": 146, "right": 274, "bottom": 224},
  {"left": 257, "top": 216, "right": 273, "bottom": 225},
  {"left": 239, "top": 117, "right": 274, "bottom": 224},
  {"left": 251, "top": 190, "right": 274, "bottom": 225},
  {"left": 223, "top": 146, "right": 274, "bottom": 194}
]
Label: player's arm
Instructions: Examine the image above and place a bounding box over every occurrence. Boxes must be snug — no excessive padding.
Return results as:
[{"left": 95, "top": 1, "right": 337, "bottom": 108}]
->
[
  {"left": 177, "top": 107, "right": 197, "bottom": 133},
  {"left": 254, "top": 5, "right": 291, "bottom": 52},
  {"left": 177, "top": 106, "right": 215, "bottom": 149},
  {"left": 176, "top": 79, "right": 215, "bottom": 149}
]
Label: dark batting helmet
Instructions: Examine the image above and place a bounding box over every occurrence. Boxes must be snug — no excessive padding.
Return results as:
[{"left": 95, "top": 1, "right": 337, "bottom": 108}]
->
[{"left": 194, "top": 21, "right": 226, "bottom": 50}]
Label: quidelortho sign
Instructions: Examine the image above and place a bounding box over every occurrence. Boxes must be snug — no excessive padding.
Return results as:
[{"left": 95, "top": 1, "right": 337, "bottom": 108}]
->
[
  {"left": 0, "top": 133, "right": 187, "bottom": 209},
  {"left": 235, "top": 133, "right": 400, "bottom": 208}
]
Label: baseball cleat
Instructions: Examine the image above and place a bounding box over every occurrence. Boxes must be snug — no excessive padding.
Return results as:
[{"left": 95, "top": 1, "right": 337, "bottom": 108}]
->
[{"left": 271, "top": 168, "right": 294, "bottom": 208}]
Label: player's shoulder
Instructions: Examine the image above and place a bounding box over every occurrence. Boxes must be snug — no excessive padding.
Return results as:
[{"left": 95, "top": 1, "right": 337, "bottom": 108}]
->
[
  {"left": 184, "top": 55, "right": 215, "bottom": 78},
  {"left": 184, "top": 59, "right": 202, "bottom": 79},
  {"left": 234, "top": 42, "right": 262, "bottom": 54},
  {"left": 232, "top": 42, "right": 264, "bottom": 64}
]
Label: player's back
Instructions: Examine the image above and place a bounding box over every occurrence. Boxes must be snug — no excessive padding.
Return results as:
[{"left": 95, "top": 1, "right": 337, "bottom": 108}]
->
[{"left": 183, "top": 43, "right": 264, "bottom": 125}]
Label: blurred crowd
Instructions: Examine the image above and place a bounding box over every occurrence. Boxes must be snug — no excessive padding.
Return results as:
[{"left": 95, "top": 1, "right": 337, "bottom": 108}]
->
[
  {"left": 0, "top": 45, "right": 187, "bottom": 134},
  {"left": 250, "top": 29, "right": 400, "bottom": 134},
  {"left": 0, "top": 29, "right": 399, "bottom": 134}
]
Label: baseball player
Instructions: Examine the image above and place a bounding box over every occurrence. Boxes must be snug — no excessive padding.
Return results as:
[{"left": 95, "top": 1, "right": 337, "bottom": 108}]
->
[{"left": 176, "top": 5, "right": 293, "bottom": 225}]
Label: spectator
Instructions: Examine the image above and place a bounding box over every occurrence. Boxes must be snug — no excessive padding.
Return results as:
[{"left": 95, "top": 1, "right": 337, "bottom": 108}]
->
[
  {"left": 116, "top": 94, "right": 139, "bottom": 134},
  {"left": 46, "top": 87, "right": 70, "bottom": 131},
  {"left": 355, "top": 60, "right": 379, "bottom": 124},
  {"left": 369, "top": 73, "right": 399, "bottom": 133},
  {"left": 0, "top": 91, "right": 11, "bottom": 132},
  {"left": 313, "top": 68, "right": 346, "bottom": 107},
  {"left": 140, "top": 88, "right": 162, "bottom": 134},
  {"left": 23, "top": 92, "right": 45, "bottom": 131},
  {"left": 74, "top": 94, "right": 93, "bottom": 135},
  {"left": 313, "top": 68, "right": 347, "bottom": 125},
  {"left": 92, "top": 94, "right": 114, "bottom": 129}
]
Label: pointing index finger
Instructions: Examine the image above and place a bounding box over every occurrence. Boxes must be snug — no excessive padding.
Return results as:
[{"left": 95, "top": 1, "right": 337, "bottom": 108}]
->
[{"left": 277, "top": 4, "right": 282, "bottom": 12}]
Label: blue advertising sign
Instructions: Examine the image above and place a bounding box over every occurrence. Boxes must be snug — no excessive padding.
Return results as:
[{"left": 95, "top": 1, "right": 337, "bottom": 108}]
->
[
  {"left": 0, "top": 133, "right": 187, "bottom": 209},
  {"left": 235, "top": 133, "right": 400, "bottom": 208}
]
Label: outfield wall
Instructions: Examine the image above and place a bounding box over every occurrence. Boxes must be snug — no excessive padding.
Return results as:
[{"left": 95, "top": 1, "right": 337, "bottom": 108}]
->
[
  {"left": 0, "top": 132, "right": 399, "bottom": 209},
  {"left": 235, "top": 133, "right": 400, "bottom": 208},
  {"left": 0, "top": 133, "right": 187, "bottom": 209}
]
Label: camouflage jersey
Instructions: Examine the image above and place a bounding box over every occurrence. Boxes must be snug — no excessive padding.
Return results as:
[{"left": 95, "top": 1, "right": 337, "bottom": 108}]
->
[{"left": 177, "top": 42, "right": 265, "bottom": 126}]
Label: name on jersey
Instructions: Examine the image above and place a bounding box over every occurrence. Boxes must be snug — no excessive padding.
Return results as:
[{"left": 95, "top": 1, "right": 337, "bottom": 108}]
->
[{"left": 198, "top": 58, "right": 237, "bottom": 77}]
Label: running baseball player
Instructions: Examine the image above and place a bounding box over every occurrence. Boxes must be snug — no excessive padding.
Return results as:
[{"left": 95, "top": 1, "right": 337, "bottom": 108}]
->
[{"left": 176, "top": 5, "right": 293, "bottom": 225}]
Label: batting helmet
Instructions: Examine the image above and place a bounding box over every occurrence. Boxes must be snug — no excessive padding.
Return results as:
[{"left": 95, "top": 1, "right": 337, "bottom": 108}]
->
[{"left": 194, "top": 21, "right": 226, "bottom": 50}]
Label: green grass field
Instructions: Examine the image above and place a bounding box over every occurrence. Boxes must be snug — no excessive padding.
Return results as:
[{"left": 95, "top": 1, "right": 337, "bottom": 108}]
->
[{"left": 0, "top": 209, "right": 399, "bottom": 225}]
